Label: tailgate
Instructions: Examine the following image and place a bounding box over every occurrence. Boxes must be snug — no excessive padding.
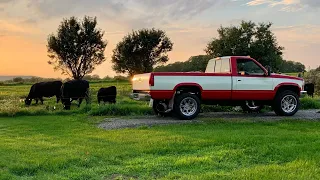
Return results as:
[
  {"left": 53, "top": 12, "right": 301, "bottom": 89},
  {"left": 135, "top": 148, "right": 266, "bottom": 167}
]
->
[{"left": 132, "top": 73, "right": 152, "bottom": 91}]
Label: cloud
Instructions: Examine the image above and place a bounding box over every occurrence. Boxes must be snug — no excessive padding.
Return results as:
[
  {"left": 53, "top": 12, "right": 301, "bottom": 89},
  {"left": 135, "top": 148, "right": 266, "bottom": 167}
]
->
[
  {"left": 246, "top": 0, "right": 320, "bottom": 11},
  {"left": 26, "top": 0, "right": 227, "bottom": 19},
  {"left": 0, "top": 19, "right": 41, "bottom": 36},
  {"left": 0, "top": 0, "right": 13, "bottom": 3},
  {"left": 0, "top": 0, "right": 11, "bottom": 11},
  {"left": 21, "top": 18, "right": 37, "bottom": 25},
  {"left": 273, "top": 24, "right": 320, "bottom": 45},
  {"left": 22, "top": 0, "right": 228, "bottom": 29},
  {"left": 26, "top": 0, "right": 129, "bottom": 18},
  {"left": 136, "top": 0, "right": 226, "bottom": 19},
  {"left": 0, "top": 0, "right": 232, "bottom": 35}
]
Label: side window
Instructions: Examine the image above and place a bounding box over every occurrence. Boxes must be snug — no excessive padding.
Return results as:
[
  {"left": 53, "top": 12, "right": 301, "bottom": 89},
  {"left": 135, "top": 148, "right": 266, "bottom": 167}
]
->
[
  {"left": 214, "top": 60, "right": 222, "bottom": 73},
  {"left": 220, "top": 59, "right": 230, "bottom": 73},
  {"left": 205, "top": 60, "right": 216, "bottom": 73},
  {"left": 205, "top": 58, "right": 231, "bottom": 73},
  {"left": 237, "top": 59, "right": 265, "bottom": 75}
]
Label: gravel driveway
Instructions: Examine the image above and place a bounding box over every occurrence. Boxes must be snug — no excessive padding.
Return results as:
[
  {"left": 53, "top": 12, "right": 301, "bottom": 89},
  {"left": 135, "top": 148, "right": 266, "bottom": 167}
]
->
[{"left": 98, "top": 109, "right": 320, "bottom": 130}]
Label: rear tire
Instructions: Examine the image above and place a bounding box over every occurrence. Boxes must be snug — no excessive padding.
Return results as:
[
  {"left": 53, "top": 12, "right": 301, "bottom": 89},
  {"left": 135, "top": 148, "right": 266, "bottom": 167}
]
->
[
  {"left": 173, "top": 93, "right": 200, "bottom": 120},
  {"left": 273, "top": 90, "right": 300, "bottom": 116}
]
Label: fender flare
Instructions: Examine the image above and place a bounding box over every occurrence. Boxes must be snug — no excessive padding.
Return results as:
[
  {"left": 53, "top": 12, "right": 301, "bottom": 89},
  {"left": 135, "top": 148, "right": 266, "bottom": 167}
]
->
[{"left": 274, "top": 83, "right": 302, "bottom": 96}]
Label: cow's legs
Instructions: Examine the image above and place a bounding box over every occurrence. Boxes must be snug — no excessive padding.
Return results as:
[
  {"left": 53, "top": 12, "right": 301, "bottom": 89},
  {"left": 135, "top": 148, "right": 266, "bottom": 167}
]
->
[
  {"left": 56, "top": 96, "right": 60, "bottom": 103},
  {"left": 40, "top": 97, "right": 44, "bottom": 104},
  {"left": 78, "top": 98, "right": 83, "bottom": 107},
  {"left": 35, "top": 99, "right": 39, "bottom": 104},
  {"left": 85, "top": 88, "right": 90, "bottom": 104}
]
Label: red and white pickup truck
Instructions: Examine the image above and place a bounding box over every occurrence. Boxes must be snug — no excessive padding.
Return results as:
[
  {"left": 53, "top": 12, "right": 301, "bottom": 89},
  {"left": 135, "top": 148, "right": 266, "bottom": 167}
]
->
[{"left": 131, "top": 56, "right": 306, "bottom": 120}]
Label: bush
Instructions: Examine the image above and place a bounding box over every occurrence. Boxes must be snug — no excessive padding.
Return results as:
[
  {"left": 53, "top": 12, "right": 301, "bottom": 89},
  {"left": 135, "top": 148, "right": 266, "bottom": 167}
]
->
[
  {"left": 304, "top": 70, "right": 320, "bottom": 95},
  {"left": 300, "top": 97, "right": 320, "bottom": 110},
  {"left": 114, "top": 75, "right": 129, "bottom": 81},
  {"left": 83, "top": 75, "right": 101, "bottom": 81},
  {"left": 13, "top": 77, "right": 23, "bottom": 82},
  {"left": 89, "top": 104, "right": 153, "bottom": 116}
]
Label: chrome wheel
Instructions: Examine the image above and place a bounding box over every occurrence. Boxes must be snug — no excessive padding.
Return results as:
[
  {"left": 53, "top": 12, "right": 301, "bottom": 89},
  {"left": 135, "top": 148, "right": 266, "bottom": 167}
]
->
[
  {"left": 281, "top": 95, "right": 297, "bottom": 113},
  {"left": 179, "top": 97, "right": 197, "bottom": 117}
]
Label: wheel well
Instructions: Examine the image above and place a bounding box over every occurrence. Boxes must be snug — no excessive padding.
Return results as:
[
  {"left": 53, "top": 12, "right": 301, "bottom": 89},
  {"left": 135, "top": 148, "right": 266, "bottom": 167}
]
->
[
  {"left": 176, "top": 86, "right": 201, "bottom": 98},
  {"left": 276, "top": 85, "right": 300, "bottom": 97}
]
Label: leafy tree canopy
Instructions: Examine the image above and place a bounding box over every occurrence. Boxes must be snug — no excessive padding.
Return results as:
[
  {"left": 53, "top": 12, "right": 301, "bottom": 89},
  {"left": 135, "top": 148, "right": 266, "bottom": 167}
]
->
[
  {"left": 47, "top": 16, "right": 107, "bottom": 80},
  {"left": 205, "top": 21, "right": 284, "bottom": 71},
  {"left": 154, "top": 55, "right": 212, "bottom": 72},
  {"left": 279, "top": 60, "right": 305, "bottom": 73},
  {"left": 112, "top": 28, "right": 173, "bottom": 77}
]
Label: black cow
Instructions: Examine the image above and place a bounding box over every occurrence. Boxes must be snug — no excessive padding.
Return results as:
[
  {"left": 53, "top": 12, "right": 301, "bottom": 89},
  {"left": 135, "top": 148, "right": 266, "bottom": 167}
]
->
[
  {"left": 61, "top": 79, "right": 90, "bottom": 110},
  {"left": 304, "top": 83, "right": 315, "bottom": 98},
  {"left": 97, "top": 86, "right": 117, "bottom": 104},
  {"left": 25, "top": 81, "right": 62, "bottom": 105}
]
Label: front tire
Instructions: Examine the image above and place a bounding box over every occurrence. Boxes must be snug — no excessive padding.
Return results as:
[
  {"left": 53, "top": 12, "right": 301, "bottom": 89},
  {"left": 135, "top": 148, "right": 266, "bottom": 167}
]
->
[
  {"left": 173, "top": 93, "right": 201, "bottom": 120},
  {"left": 273, "top": 90, "right": 300, "bottom": 116}
]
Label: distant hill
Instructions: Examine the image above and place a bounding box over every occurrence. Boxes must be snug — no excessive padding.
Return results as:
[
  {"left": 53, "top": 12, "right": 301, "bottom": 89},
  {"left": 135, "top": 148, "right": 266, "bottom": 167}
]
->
[{"left": 0, "top": 76, "right": 35, "bottom": 81}]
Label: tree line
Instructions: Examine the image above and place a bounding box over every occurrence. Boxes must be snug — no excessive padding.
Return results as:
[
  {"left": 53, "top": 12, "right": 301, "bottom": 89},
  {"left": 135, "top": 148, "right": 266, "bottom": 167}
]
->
[
  {"left": 0, "top": 75, "right": 130, "bottom": 85},
  {"left": 47, "top": 16, "right": 306, "bottom": 80},
  {"left": 155, "top": 56, "right": 306, "bottom": 73}
]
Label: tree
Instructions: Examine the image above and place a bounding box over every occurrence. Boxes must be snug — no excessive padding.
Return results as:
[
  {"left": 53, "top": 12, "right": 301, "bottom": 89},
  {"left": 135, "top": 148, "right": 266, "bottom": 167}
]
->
[
  {"left": 111, "top": 28, "right": 173, "bottom": 77},
  {"left": 154, "top": 61, "right": 185, "bottom": 72},
  {"left": 83, "top": 74, "right": 100, "bottom": 81},
  {"left": 13, "top": 77, "right": 23, "bottom": 82},
  {"left": 205, "top": 21, "right": 284, "bottom": 71},
  {"left": 279, "top": 60, "right": 305, "bottom": 73},
  {"left": 47, "top": 16, "right": 107, "bottom": 80},
  {"left": 154, "top": 55, "right": 212, "bottom": 72}
]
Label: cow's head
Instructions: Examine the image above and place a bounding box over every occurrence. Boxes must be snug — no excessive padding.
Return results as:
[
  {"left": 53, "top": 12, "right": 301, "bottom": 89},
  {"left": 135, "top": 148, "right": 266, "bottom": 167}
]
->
[{"left": 25, "top": 98, "right": 32, "bottom": 106}]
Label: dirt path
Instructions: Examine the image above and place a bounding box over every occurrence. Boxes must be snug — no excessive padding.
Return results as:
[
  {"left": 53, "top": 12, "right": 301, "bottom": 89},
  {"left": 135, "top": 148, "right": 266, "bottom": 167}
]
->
[{"left": 98, "top": 109, "right": 320, "bottom": 130}]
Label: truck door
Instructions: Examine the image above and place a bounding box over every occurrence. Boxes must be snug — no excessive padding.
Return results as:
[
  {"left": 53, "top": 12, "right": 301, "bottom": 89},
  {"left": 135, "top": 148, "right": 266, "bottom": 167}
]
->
[{"left": 232, "top": 58, "right": 274, "bottom": 100}]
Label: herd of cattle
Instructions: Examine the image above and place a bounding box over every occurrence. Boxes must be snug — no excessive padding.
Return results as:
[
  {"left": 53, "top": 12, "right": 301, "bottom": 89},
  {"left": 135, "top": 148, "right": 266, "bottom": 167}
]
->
[
  {"left": 24, "top": 80, "right": 117, "bottom": 110},
  {"left": 24, "top": 80, "right": 315, "bottom": 110}
]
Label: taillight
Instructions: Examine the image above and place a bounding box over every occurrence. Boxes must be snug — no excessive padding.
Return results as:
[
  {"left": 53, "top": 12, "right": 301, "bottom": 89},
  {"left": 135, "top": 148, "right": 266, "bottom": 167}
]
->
[{"left": 149, "top": 73, "right": 154, "bottom": 86}]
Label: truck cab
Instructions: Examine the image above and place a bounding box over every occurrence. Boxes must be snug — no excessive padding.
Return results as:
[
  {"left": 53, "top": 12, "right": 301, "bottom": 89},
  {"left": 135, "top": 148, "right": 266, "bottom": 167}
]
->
[{"left": 131, "top": 56, "right": 306, "bottom": 120}]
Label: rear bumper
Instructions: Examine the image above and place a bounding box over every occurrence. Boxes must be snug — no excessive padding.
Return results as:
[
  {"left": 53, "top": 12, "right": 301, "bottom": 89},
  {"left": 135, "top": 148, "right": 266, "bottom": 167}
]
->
[
  {"left": 300, "top": 91, "right": 307, "bottom": 98},
  {"left": 130, "top": 93, "right": 151, "bottom": 101}
]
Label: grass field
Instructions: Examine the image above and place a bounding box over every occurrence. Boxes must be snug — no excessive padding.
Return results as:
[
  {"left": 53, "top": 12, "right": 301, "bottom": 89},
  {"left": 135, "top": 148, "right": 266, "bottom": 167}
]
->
[
  {"left": 1, "top": 80, "right": 320, "bottom": 179},
  {"left": 0, "top": 81, "right": 241, "bottom": 117},
  {"left": 1, "top": 115, "right": 320, "bottom": 179},
  {"left": 0, "top": 80, "right": 319, "bottom": 117},
  {"left": 0, "top": 81, "right": 155, "bottom": 117}
]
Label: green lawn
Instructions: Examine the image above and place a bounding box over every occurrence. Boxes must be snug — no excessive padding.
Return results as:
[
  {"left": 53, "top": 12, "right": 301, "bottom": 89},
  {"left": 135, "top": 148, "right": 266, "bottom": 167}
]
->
[
  {"left": 1, "top": 80, "right": 319, "bottom": 117},
  {"left": 1, "top": 115, "right": 320, "bottom": 179},
  {"left": 0, "top": 81, "right": 154, "bottom": 117}
]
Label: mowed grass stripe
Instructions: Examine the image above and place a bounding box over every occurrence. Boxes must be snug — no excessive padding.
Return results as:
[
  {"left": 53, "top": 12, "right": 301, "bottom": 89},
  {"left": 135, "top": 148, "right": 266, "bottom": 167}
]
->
[{"left": 1, "top": 116, "right": 320, "bottom": 179}]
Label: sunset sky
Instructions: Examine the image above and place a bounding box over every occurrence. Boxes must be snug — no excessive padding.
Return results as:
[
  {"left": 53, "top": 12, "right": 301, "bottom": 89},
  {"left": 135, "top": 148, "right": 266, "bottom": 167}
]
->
[{"left": 0, "top": 0, "right": 319, "bottom": 78}]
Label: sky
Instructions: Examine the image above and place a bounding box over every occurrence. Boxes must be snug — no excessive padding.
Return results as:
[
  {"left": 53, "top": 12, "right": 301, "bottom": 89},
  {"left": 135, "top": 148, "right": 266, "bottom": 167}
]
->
[{"left": 0, "top": 0, "right": 319, "bottom": 78}]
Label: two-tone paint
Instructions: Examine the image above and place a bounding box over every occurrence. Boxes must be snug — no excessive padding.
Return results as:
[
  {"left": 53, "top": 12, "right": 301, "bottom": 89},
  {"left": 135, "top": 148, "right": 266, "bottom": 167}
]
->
[{"left": 132, "top": 56, "right": 304, "bottom": 101}]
